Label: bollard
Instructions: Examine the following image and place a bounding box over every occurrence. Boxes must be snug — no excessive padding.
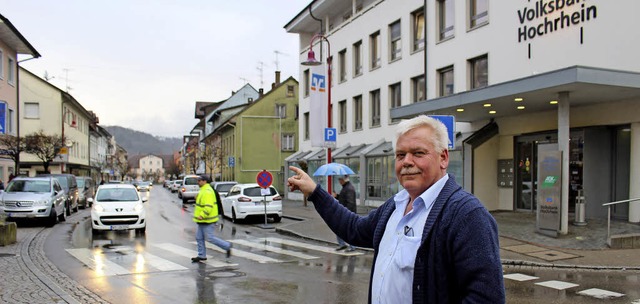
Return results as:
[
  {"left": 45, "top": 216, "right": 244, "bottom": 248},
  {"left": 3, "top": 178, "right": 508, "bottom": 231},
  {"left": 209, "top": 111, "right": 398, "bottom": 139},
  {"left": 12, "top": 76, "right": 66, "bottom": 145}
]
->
[{"left": 573, "top": 190, "right": 587, "bottom": 226}]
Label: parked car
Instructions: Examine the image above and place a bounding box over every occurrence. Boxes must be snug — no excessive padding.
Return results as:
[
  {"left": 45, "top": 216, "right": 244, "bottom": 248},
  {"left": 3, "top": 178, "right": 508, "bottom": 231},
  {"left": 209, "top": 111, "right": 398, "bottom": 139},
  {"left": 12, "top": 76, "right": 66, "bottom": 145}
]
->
[
  {"left": 178, "top": 175, "right": 199, "bottom": 204},
  {"left": 163, "top": 180, "right": 173, "bottom": 188},
  {"left": 76, "top": 176, "right": 96, "bottom": 208},
  {"left": 221, "top": 183, "right": 282, "bottom": 223},
  {"left": 89, "top": 183, "right": 147, "bottom": 234},
  {"left": 37, "top": 173, "right": 79, "bottom": 216},
  {"left": 0, "top": 176, "right": 67, "bottom": 226},
  {"left": 170, "top": 180, "right": 183, "bottom": 193},
  {"left": 136, "top": 181, "right": 152, "bottom": 192},
  {"left": 211, "top": 181, "right": 238, "bottom": 198}
]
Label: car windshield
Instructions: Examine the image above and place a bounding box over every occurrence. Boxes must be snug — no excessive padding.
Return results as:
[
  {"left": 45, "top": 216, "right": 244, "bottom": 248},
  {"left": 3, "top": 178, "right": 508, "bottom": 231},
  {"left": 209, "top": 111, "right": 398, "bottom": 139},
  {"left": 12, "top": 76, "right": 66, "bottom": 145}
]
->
[
  {"left": 54, "top": 177, "right": 68, "bottom": 188},
  {"left": 244, "top": 187, "right": 277, "bottom": 196},
  {"left": 6, "top": 180, "right": 51, "bottom": 193},
  {"left": 96, "top": 188, "right": 140, "bottom": 202},
  {"left": 216, "top": 184, "right": 235, "bottom": 192},
  {"left": 77, "top": 179, "right": 85, "bottom": 187},
  {"left": 140, "top": 182, "right": 150, "bottom": 186}
]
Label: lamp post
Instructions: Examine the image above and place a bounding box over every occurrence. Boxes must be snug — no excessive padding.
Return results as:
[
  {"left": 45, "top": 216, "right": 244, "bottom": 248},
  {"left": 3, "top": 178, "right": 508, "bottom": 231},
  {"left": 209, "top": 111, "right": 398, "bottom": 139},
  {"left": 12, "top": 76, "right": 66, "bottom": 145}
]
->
[{"left": 302, "top": 34, "right": 333, "bottom": 194}]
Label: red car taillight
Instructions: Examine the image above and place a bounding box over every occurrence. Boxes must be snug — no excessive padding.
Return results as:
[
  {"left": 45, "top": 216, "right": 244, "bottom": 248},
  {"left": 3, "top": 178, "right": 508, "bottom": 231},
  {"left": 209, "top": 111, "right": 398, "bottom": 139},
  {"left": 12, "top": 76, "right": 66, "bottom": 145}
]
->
[
  {"left": 272, "top": 195, "right": 282, "bottom": 201},
  {"left": 238, "top": 197, "right": 252, "bottom": 202},
  {"left": 180, "top": 187, "right": 186, "bottom": 192}
]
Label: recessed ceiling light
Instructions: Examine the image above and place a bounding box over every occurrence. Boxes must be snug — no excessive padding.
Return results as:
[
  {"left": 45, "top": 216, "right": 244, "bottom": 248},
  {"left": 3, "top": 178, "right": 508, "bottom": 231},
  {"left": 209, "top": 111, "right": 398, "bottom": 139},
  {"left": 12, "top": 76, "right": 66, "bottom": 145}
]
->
[
  {"left": 489, "top": 110, "right": 496, "bottom": 114},
  {"left": 483, "top": 103, "right": 492, "bottom": 107},
  {"left": 456, "top": 108, "right": 464, "bottom": 112},
  {"left": 517, "top": 106, "right": 525, "bottom": 110},
  {"left": 514, "top": 97, "right": 523, "bottom": 102},
  {"left": 549, "top": 100, "right": 558, "bottom": 104}
]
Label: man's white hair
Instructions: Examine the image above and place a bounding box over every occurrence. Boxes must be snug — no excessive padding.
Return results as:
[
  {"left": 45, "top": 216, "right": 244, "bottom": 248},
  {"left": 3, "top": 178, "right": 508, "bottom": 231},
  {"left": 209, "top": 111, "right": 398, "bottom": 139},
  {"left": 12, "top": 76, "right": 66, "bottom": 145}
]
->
[{"left": 394, "top": 115, "right": 449, "bottom": 153}]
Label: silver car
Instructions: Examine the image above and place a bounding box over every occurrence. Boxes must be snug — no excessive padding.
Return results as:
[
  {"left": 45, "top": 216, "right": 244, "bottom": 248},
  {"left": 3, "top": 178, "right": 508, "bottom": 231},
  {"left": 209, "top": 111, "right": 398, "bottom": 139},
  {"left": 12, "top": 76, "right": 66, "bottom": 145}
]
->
[
  {"left": 178, "top": 175, "right": 199, "bottom": 204},
  {"left": 0, "top": 177, "right": 67, "bottom": 227}
]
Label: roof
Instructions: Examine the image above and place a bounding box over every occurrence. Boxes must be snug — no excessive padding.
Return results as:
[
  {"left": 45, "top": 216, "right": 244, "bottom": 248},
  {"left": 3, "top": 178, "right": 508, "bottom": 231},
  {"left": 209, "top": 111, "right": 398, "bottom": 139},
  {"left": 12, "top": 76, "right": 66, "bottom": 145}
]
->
[{"left": 0, "top": 13, "right": 40, "bottom": 57}]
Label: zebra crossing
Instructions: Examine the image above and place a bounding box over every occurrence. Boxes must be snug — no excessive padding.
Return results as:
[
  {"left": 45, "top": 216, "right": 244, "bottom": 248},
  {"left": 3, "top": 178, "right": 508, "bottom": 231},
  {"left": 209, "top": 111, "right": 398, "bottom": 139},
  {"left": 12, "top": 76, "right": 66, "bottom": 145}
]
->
[
  {"left": 504, "top": 272, "right": 626, "bottom": 300},
  {"left": 65, "top": 236, "right": 365, "bottom": 277}
]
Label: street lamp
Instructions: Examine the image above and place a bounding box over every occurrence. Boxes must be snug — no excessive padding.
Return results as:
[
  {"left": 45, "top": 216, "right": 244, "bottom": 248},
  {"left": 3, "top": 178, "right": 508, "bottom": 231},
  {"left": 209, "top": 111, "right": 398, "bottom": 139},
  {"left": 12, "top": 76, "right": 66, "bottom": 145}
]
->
[{"left": 302, "top": 34, "right": 333, "bottom": 194}]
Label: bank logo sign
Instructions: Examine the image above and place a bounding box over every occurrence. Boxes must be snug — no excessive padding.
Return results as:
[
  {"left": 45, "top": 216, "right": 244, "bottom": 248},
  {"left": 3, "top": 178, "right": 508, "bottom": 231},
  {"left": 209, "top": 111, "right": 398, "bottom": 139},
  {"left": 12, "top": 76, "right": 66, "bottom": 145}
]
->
[
  {"left": 517, "top": 0, "right": 598, "bottom": 43},
  {"left": 311, "top": 73, "right": 326, "bottom": 93}
]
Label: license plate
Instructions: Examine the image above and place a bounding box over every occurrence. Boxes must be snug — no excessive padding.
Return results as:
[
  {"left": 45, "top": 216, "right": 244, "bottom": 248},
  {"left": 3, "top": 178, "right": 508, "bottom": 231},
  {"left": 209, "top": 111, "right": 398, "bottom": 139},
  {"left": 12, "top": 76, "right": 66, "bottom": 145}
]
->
[
  {"left": 110, "top": 225, "right": 130, "bottom": 230},
  {"left": 8, "top": 213, "right": 28, "bottom": 218}
]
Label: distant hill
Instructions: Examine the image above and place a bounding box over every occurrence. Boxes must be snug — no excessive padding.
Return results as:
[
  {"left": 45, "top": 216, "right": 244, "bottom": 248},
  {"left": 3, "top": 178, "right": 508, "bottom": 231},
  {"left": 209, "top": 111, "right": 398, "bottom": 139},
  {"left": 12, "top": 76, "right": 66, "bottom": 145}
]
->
[{"left": 104, "top": 126, "right": 182, "bottom": 156}]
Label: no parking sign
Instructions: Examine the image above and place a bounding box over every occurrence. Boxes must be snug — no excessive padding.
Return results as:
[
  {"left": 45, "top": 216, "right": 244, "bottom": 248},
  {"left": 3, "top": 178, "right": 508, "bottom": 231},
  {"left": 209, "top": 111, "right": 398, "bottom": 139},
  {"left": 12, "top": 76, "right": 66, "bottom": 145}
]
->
[{"left": 256, "top": 170, "right": 273, "bottom": 195}]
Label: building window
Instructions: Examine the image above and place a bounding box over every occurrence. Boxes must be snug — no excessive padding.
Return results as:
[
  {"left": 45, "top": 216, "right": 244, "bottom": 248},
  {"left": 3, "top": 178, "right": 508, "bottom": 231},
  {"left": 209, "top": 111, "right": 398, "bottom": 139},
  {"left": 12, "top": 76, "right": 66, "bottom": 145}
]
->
[
  {"left": 304, "top": 69, "right": 310, "bottom": 97},
  {"left": 370, "top": 31, "right": 381, "bottom": 70},
  {"left": 353, "top": 95, "right": 363, "bottom": 131},
  {"left": 469, "top": 0, "right": 489, "bottom": 29},
  {"left": 412, "top": 8, "right": 425, "bottom": 52},
  {"left": 366, "top": 155, "right": 397, "bottom": 199},
  {"left": 7, "top": 108, "right": 13, "bottom": 134},
  {"left": 24, "top": 102, "right": 40, "bottom": 119},
  {"left": 389, "top": 20, "right": 401, "bottom": 61},
  {"left": 7, "top": 57, "right": 15, "bottom": 85},
  {"left": 339, "top": 100, "right": 347, "bottom": 133},
  {"left": 275, "top": 104, "right": 286, "bottom": 118},
  {"left": 438, "top": 0, "right": 455, "bottom": 41},
  {"left": 469, "top": 55, "right": 488, "bottom": 89},
  {"left": 0, "top": 49, "right": 4, "bottom": 80},
  {"left": 339, "top": 49, "right": 347, "bottom": 82},
  {"left": 304, "top": 112, "right": 309, "bottom": 140},
  {"left": 353, "top": 40, "right": 363, "bottom": 76},
  {"left": 438, "top": 66, "right": 454, "bottom": 97},
  {"left": 389, "top": 82, "right": 401, "bottom": 123},
  {"left": 329, "top": 55, "right": 334, "bottom": 87},
  {"left": 287, "top": 85, "right": 295, "bottom": 97},
  {"left": 282, "top": 133, "right": 295, "bottom": 151},
  {"left": 411, "top": 75, "right": 425, "bottom": 103},
  {"left": 370, "top": 89, "right": 381, "bottom": 127}
]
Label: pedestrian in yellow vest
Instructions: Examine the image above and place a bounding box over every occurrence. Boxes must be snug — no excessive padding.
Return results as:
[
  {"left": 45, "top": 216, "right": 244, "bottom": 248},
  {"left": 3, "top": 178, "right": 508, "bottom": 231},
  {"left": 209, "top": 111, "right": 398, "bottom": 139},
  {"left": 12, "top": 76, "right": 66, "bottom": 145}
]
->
[{"left": 191, "top": 175, "right": 232, "bottom": 262}]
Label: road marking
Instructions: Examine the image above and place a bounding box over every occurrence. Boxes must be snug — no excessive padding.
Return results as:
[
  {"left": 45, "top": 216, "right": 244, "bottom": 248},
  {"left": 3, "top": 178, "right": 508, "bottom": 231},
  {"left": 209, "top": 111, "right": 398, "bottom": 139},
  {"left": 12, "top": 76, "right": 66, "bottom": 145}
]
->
[
  {"left": 230, "top": 239, "right": 318, "bottom": 260},
  {"left": 196, "top": 242, "right": 283, "bottom": 263},
  {"left": 154, "top": 243, "right": 237, "bottom": 267},
  {"left": 534, "top": 280, "right": 579, "bottom": 290},
  {"left": 141, "top": 252, "right": 188, "bottom": 272},
  {"left": 503, "top": 273, "right": 539, "bottom": 282},
  {"left": 260, "top": 237, "right": 364, "bottom": 256},
  {"left": 577, "top": 288, "right": 625, "bottom": 299},
  {"left": 66, "top": 248, "right": 131, "bottom": 276}
]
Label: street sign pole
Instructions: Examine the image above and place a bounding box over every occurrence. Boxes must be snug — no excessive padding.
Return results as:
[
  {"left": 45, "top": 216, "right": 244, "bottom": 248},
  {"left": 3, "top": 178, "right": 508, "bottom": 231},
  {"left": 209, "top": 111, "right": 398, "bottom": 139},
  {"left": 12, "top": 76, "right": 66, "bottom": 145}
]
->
[{"left": 256, "top": 170, "right": 274, "bottom": 229}]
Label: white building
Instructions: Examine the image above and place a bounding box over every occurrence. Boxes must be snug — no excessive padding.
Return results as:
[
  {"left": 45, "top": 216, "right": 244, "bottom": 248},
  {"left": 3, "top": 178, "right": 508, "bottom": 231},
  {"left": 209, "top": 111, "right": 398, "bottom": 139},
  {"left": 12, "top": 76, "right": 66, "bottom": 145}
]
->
[{"left": 286, "top": 0, "right": 640, "bottom": 233}]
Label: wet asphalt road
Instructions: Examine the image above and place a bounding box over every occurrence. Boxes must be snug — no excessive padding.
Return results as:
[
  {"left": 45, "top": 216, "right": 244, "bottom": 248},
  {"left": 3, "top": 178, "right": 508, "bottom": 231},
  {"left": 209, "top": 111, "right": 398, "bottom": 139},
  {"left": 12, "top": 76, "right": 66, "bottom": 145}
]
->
[{"left": 43, "top": 186, "right": 373, "bottom": 303}]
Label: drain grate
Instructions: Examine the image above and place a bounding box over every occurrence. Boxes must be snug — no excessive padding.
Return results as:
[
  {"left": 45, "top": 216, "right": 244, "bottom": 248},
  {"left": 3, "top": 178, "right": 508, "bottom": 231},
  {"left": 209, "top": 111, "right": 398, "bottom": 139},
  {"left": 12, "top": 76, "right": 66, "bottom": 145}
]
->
[{"left": 0, "top": 253, "right": 16, "bottom": 258}]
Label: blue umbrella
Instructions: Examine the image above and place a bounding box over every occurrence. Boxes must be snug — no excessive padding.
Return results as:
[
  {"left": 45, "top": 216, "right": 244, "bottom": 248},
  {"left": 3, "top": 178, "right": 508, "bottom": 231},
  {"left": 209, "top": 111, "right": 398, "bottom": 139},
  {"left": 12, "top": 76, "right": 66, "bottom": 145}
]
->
[{"left": 313, "top": 162, "right": 355, "bottom": 176}]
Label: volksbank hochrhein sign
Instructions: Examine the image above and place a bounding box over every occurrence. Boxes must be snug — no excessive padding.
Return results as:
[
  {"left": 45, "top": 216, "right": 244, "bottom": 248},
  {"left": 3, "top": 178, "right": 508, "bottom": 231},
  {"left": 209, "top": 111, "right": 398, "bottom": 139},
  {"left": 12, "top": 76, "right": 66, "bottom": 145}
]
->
[{"left": 517, "top": 0, "right": 598, "bottom": 43}]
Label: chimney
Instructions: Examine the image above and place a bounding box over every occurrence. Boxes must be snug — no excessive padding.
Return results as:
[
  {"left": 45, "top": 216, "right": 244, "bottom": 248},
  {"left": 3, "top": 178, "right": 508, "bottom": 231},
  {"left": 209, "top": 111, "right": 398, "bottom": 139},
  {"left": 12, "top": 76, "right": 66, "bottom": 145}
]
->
[
  {"left": 259, "top": 88, "right": 264, "bottom": 97},
  {"left": 275, "top": 71, "right": 281, "bottom": 85}
]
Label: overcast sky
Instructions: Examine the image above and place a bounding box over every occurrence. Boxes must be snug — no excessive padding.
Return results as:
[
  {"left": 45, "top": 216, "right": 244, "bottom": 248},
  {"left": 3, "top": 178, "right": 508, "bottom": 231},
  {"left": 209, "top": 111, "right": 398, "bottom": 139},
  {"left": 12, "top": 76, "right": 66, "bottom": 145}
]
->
[{"left": 3, "top": 0, "right": 308, "bottom": 138}]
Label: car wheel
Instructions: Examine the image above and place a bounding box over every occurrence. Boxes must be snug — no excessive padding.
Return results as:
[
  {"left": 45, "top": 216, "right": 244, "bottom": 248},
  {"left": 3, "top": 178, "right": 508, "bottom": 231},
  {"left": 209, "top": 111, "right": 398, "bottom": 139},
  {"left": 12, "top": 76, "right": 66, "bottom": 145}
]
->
[
  {"left": 58, "top": 206, "right": 67, "bottom": 222},
  {"left": 92, "top": 228, "right": 99, "bottom": 234},
  {"left": 272, "top": 215, "right": 282, "bottom": 223},
  {"left": 232, "top": 208, "right": 238, "bottom": 223},
  {"left": 136, "top": 226, "right": 146, "bottom": 234},
  {"left": 182, "top": 198, "right": 189, "bottom": 204},
  {"left": 46, "top": 209, "right": 57, "bottom": 227}
]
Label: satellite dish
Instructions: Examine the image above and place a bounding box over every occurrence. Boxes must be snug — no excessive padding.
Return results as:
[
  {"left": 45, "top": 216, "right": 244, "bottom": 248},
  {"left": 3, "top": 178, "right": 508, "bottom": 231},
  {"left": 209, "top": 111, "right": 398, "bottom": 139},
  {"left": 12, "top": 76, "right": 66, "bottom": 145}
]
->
[{"left": 65, "top": 139, "right": 74, "bottom": 147}]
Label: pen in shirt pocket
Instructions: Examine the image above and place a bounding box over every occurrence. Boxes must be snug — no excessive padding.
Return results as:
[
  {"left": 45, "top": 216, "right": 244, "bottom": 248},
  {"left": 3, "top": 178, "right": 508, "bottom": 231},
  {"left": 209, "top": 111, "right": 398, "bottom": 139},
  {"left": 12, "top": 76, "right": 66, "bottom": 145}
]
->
[{"left": 404, "top": 226, "right": 414, "bottom": 237}]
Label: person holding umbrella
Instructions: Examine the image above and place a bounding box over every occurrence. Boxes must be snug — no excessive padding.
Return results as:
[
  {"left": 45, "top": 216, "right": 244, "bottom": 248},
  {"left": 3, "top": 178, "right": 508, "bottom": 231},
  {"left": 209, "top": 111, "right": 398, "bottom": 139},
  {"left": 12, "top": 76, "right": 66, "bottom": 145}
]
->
[
  {"left": 332, "top": 175, "right": 356, "bottom": 252},
  {"left": 287, "top": 115, "right": 504, "bottom": 303}
]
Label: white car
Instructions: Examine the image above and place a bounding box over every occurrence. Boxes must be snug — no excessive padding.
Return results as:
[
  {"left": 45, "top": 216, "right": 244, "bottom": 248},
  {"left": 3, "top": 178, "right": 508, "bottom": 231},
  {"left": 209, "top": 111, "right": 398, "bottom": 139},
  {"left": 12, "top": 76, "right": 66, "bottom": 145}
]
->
[
  {"left": 222, "top": 183, "right": 282, "bottom": 223},
  {"left": 89, "top": 184, "right": 147, "bottom": 234},
  {"left": 178, "top": 175, "right": 200, "bottom": 204}
]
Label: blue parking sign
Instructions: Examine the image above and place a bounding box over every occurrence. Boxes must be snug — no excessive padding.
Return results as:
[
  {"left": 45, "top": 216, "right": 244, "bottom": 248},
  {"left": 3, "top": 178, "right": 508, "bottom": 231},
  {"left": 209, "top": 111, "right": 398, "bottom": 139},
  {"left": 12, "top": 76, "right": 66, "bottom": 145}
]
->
[
  {"left": 0, "top": 102, "right": 6, "bottom": 134},
  {"left": 429, "top": 115, "right": 455, "bottom": 149}
]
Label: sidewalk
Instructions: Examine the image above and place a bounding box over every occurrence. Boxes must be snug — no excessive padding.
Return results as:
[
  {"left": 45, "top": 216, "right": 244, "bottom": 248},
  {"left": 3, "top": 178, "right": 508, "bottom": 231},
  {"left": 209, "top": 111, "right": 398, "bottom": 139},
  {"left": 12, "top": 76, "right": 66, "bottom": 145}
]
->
[{"left": 278, "top": 199, "right": 640, "bottom": 270}]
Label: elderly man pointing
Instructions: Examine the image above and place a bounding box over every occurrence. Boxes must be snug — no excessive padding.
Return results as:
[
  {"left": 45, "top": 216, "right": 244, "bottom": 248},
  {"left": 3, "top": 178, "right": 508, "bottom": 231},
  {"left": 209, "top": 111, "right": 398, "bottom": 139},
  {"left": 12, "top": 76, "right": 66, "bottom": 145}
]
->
[{"left": 287, "top": 115, "right": 504, "bottom": 303}]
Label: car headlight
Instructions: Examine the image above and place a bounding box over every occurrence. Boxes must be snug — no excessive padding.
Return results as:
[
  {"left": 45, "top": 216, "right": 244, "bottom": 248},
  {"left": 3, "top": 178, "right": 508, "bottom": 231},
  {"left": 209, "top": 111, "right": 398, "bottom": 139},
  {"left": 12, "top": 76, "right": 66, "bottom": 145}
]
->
[
  {"left": 35, "top": 200, "right": 49, "bottom": 206},
  {"left": 94, "top": 205, "right": 104, "bottom": 212},
  {"left": 134, "top": 203, "right": 143, "bottom": 212}
]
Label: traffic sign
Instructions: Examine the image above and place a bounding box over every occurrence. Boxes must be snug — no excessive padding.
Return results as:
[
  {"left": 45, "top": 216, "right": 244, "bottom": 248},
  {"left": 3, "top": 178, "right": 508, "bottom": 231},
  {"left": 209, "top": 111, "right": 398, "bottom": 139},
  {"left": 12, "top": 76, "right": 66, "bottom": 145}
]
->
[
  {"left": 324, "top": 128, "right": 336, "bottom": 142},
  {"left": 429, "top": 115, "right": 455, "bottom": 149},
  {"left": 256, "top": 170, "right": 273, "bottom": 189}
]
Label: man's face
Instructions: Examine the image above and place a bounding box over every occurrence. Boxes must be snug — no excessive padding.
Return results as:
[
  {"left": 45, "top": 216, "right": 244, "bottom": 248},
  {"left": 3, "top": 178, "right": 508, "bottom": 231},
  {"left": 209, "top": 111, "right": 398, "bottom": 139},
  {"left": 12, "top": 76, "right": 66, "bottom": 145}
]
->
[
  {"left": 394, "top": 126, "right": 449, "bottom": 198},
  {"left": 197, "top": 179, "right": 205, "bottom": 187}
]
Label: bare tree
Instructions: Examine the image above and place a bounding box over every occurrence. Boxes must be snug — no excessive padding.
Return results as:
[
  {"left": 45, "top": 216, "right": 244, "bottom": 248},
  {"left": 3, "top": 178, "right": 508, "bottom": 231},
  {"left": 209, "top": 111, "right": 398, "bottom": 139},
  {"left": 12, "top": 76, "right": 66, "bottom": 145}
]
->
[
  {"left": 23, "top": 130, "right": 65, "bottom": 174},
  {"left": 199, "top": 144, "right": 222, "bottom": 181},
  {"left": 0, "top": 134, "right": 25, "bottom": 175}
]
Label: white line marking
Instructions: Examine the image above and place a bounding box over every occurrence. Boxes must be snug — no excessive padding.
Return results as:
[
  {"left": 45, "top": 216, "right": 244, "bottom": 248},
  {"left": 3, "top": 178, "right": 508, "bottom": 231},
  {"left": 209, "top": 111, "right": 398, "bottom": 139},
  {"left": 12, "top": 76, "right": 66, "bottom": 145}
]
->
[
  {"left": 193, "top": 242, "right": 283, "bottom": 263},
  {"left": 503, "top": 273, "right": 539, "bottom": 282},
  {"left": 154, "top": 243, "right": 237, "bottom": 267},
  {"left": 230, "top": 239, "right": 318, "bottom": 260},
  {"left": 66, "top": 248, "right": 131, "bottom": 276},
  {"left": 577, "top": 288, "right": 625, "bottom": 299},
  {"left": 534, "top": 280, "right": 579, "bottom": 290},
  {"left": 141, "top": 252, "right": 188, "bottom": 271},
  {"left": 260, "top": 237, "right": 364, "bottom": 256}
]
